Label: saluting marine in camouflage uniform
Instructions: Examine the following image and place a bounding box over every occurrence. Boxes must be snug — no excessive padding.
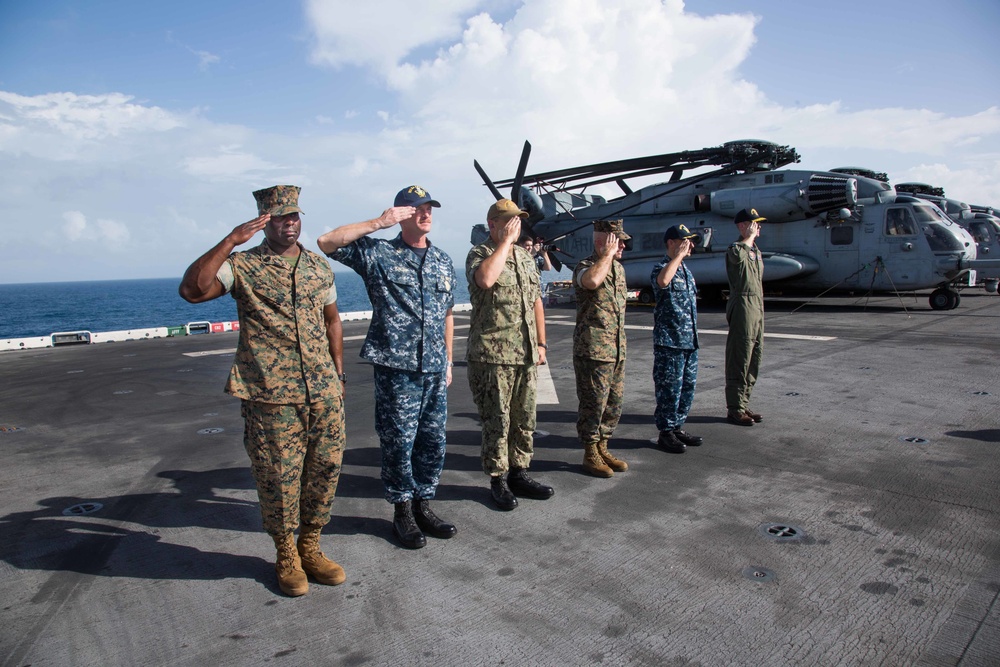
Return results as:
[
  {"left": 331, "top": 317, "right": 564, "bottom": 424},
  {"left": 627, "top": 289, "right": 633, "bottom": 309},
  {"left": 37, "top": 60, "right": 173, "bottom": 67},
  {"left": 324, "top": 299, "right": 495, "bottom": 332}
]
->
[
  {"left": 318, "top": 186, "right": 457, "bottom": 550},
  {"left": 652, "top": 224, "right": 704, "bottom": 454},
  {"left": 725, "top": 208, "right": 766, "bottom": 427},
  {"left": 467, "top": 198, "right": 554, "bottom": 511},
  {"left": 573, "top": 219, "right": 630, "bottom": 478},
  {"left": 179, "top": 185, "right": 346, "bottom": 597}
]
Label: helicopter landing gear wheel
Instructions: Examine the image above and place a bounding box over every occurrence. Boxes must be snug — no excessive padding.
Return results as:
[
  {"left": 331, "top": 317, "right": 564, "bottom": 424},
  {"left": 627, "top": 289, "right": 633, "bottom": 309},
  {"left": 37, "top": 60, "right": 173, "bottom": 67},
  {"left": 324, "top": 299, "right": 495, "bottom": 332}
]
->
[
  {"left": 929, "top": 288, "right": 958, "bottom": 310},
  {"left": 638, "top": 287, "right": 655, "bottom": 305},
  {"left": 950, "top": 292, "right": 961, "bottom": 309}
]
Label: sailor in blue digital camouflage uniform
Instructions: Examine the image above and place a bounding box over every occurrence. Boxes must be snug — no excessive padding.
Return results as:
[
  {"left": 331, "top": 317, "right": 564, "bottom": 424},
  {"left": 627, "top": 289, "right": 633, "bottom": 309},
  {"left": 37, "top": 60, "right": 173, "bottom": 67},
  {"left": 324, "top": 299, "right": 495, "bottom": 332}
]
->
[
  {"left": 651, "top": 224, "right": 704, "bottom": 454},
  {"left": 318, "top": 186, "right": 457, "bottom": 550}
]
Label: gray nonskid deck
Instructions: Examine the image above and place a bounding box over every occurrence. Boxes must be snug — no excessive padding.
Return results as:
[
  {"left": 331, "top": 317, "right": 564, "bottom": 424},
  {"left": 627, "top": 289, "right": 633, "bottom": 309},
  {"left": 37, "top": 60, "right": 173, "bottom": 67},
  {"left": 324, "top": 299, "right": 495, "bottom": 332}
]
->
[{"left": 1, "top": 293, "right": 998, "bottom": 666}]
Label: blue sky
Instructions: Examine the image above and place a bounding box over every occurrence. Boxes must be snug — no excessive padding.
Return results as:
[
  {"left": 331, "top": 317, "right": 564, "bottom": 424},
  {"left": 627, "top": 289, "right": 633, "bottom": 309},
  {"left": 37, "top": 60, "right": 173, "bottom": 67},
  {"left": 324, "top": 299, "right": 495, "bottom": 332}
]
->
[{"left": 1, "top": 0, "right": 998, "bottom": 283}]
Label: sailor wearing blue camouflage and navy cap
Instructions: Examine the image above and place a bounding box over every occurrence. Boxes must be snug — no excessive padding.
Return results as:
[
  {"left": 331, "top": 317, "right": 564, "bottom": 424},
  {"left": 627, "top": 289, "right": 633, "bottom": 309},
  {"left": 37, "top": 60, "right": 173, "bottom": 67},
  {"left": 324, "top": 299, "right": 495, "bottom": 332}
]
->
[
  {"left": 317, "top": 185, "right": 457, "bottom": 550},
  {"left": 651, "top": 224, "right": 703, "bottom": 453}
]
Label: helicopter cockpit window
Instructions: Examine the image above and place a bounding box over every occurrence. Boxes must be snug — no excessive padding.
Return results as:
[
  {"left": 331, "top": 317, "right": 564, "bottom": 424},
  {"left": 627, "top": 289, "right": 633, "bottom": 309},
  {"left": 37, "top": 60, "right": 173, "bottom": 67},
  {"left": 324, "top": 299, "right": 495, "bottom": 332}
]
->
[
  {"left": 830, "top": 226, "right": 853, "bottom": 245},
  {"left": 969, "top": 221, "right": 991, "bottom": 244},
  {"left": 921, "top": 223, "right": 964, "bottom": 252},
  {"left": 885, "top": 208, "right": 917, "bottom": 236}
]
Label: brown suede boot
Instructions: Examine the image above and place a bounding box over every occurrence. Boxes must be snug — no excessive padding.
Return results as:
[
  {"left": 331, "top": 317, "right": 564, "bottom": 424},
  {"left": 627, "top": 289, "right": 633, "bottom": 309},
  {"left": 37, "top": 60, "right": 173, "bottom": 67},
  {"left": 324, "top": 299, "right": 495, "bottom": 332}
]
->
[
  {"left": 583, "top": 442, "right": 614, "bottom": 478},
  {"left": 273, "top": 532, "right": 308, "bottom": 597},
  {"left": 598, "top": 440, "right": 628, "bottom": 472},
  {"left": 297, "top": 526, "right": 346, "bottom": 586}
]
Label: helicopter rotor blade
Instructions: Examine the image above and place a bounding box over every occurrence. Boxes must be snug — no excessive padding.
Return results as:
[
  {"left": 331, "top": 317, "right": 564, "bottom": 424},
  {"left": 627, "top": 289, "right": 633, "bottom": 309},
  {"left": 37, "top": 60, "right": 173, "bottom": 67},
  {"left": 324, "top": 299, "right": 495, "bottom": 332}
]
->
[
  {"left": 473, "top": 160, "right": 504, "bottom": 201},
  {"left": 510, "top": 140, "right": 532, "bottom": 203}
]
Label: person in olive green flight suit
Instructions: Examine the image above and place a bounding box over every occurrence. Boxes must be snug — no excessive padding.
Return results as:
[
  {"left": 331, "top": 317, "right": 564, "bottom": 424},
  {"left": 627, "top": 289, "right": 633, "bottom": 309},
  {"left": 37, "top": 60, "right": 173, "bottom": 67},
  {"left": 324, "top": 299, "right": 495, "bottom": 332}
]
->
[{"left": 725, "top": 208, "right": 766, "bottom": 427}]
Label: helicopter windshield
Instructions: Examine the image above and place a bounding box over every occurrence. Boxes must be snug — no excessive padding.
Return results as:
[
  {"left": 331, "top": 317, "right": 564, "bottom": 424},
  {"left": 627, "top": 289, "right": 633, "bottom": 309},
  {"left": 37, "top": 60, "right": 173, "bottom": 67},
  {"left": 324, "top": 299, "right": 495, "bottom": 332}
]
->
[
  {"left": 969, "top": 221, "right": 993, "bottom": 243},
  {"left": 910, "top": 205, "right": 965, "bottom": 252},
  {"left": 912, "top": 203, "right": 952, "bottom": 225}
]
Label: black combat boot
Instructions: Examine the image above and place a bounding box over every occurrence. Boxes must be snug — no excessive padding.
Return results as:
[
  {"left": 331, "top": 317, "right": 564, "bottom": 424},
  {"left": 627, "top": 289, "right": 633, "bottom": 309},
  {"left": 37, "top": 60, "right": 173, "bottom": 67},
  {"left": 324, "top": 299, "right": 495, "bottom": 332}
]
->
[
  {"left": 658, "top": 430, "right": 686, "bottom": 454},
  {"left": 392, "top": 500, "right": 426, "bottom": 549},
  {"left": 673, "top": 430, "right": 703, "bottom": 447},
  {"left": 507, "top": 468, "right": 555, "bottom": 499},
  {"left": 412, "top": 498, "right": 457, "bottom": 539},
  {"left": 490, "top": 475, "right": 518, "bottom": 511}
]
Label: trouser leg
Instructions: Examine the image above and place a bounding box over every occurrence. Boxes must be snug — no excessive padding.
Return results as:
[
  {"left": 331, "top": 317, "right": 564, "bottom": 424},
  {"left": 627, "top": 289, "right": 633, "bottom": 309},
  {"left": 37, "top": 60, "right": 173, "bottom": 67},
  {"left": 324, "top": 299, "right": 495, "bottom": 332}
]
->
[
  {"left": 575, "top": 356, "right": 610, "bottom": 444},
  {"left": 242, "top": 400, "right": 307, "bottom": 537},
  {"left": 412, "top": 371, "right": 448, "bottom": 500},
  {"left": 374, "top": 365, "right": 420, "bottom": 504},
  {"left": 725, "top": 311, "right": 756, "bottom": 412},
  {"left": 654, "top": 346, "right": 687, "bottom": 431},
  {"left": 469, "top": 362, "right": 512, "bottom": 476},
  {"left": 507, "top": 364, "right": 536, "bottom": 471},
  {"left": 675, "top": 348, "right": 698, "bottom": 428},
  {"left": 298, "top": 395, "right": 345, "bottom": 529}
]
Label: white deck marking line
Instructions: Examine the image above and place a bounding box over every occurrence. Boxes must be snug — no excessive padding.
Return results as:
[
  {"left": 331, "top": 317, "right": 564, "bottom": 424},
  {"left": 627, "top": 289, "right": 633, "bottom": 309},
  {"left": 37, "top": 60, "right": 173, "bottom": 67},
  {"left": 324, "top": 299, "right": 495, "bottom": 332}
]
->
[
  {"left": 545, "top": 320, "right": 836, "bottom": 342},
  {"left": 183, "top": 349, "right": 236, "bottom": 357},
  {"left": 536, "top": 361, "right": 559, "bottom": 405}
]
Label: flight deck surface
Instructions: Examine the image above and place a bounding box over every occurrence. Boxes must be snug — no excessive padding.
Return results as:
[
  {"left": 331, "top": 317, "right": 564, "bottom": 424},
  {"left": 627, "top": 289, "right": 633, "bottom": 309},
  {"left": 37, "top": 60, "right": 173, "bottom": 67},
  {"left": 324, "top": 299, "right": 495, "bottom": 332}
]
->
[{"left": 1, "top": 293, "right": 998, "bottom": 666}]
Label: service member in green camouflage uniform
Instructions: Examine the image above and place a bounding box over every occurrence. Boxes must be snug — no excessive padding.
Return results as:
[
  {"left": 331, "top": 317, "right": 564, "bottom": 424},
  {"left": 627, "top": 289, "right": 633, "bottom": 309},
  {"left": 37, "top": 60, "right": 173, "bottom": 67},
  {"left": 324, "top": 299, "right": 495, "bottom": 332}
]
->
[
  {"left": 467, "top": 198, "right": 555, "bottom": 511},
  {"left": 179, "top": 185, "right": 346, "bottom": 597},
  {"left": 725, "top": 208, "right": 766, "bottom": 427},
  {"left": 573, "top": 219, "right": 630, "bottom": 478}
]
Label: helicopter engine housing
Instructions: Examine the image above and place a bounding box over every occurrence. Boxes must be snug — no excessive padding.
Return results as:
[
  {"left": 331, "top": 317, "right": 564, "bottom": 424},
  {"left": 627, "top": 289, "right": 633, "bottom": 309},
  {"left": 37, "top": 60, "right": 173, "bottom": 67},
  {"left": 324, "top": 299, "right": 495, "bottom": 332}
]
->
[{"left": 709, "top": 174, "right": 858, "bottom": 223}]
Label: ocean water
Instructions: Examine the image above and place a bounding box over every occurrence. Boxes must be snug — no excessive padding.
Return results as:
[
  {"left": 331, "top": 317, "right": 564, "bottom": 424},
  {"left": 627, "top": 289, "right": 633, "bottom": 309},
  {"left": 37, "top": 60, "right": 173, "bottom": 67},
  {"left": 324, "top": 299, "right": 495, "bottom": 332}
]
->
[{"left": 0, "top": 270, "right": 473, "bottom": 340}]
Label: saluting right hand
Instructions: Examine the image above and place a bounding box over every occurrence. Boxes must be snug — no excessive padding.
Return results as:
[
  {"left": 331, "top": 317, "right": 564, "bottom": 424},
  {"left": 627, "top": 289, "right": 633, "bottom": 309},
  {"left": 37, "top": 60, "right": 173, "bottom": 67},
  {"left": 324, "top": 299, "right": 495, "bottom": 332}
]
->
[
  {"left": 498, "top": 216, "right": 522, "bottom": 245},
  {"left": 679, "top": 238, "right": 694, "bottom": 258},
  {"left": 377, "top": 206, "right": 415, "bottom": 229},
  {"left": 227, "top": 214, "right": 270, "bottom": 246}
]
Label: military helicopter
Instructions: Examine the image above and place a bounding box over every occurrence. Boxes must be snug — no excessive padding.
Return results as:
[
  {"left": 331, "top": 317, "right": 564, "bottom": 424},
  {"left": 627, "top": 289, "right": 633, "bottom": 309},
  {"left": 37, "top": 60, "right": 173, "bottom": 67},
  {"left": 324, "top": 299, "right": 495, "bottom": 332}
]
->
[
  {"left": 892, "top": 183, "right": 1000, "bottom": 294},
  {"left": 472, "top": 140, "right": 999, "bottom": 310}
]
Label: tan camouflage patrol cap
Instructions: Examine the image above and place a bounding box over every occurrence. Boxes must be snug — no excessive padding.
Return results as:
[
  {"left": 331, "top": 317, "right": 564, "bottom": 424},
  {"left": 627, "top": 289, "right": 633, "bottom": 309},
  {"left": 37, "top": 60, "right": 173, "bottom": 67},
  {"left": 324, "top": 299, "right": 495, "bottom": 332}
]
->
[
  {"left": 487, "top": 198, "right": 529, "bottom": 221},
  {"left": 594, "top": 219, "right": 631, "bottom": 240},
  {"left": 253, "top": 185, "right": 303, "bottom": 217}
]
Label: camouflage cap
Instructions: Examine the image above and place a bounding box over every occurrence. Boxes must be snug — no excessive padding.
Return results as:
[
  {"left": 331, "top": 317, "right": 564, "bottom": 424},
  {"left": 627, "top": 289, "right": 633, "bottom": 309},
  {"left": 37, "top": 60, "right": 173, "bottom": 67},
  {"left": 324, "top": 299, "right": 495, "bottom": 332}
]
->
[
  {"left": 594, "top": 219, "right": 631, "bottom": 240},
  {"left": 734, "top": 208, "right": 766, "bottom": 224},
  {"left": 253, "top": 185, "right": 303, "bottom": 217},
  {"left": 487, "top": 198, "right": 528, "bottom": 221}
]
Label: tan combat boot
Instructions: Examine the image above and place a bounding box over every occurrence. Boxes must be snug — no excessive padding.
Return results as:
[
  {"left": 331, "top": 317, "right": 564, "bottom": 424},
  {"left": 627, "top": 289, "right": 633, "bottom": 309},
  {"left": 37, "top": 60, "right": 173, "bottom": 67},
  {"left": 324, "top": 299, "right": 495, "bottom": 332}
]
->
[
  {"left": 273, "top": 532, "right": 308, "bottom": 597},
  {"left": 583, "top": 442, "right": 614, "bottom": 478},
  {"left": 297, "top": 526, "right": 346, "bottom": 586},
  {"left": 598, "top": 440, "right": 628, "bottom": 472}
]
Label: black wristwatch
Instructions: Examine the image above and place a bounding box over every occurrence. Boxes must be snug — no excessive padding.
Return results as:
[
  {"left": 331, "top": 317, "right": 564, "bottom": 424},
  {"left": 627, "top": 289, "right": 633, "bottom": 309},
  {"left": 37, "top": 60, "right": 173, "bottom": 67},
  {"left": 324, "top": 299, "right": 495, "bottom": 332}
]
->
[
  {"left": 338, "top": 373, "right": 347, "bottom": 382},
  {"left": 537, "top": 343, "right": 548, "bottom": 349}
]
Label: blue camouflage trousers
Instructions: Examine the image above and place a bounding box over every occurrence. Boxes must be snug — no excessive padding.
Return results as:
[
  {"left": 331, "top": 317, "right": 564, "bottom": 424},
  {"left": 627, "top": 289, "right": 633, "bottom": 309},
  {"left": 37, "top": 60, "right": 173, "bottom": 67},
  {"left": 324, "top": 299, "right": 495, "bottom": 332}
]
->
[
  {"left": 241, "top": 397, "right": 345, "bottom": 537},
  {"left": 653, "top": 345, "right": 698, "bottom": 432},
  {"left": 373, "top": 365, "right": 448, "bottom": 504},
  {"left": 467, "top": 362, "right": 536, "bottom": 476}
]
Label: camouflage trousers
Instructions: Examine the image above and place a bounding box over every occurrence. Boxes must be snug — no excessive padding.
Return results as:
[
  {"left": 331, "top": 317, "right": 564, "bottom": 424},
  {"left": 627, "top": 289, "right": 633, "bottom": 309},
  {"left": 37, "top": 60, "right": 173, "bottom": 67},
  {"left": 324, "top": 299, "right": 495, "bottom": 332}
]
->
[
  {"left": 241, "top": 397, "right": 345, "bottom": 537},
  {"left": 468, "top": 361, "right": 536, "bottom": 476},
  {"left": 653, "top": 345, "right": 698, "bottom": 431},
  {"left": 573, "top": 356, "right": 625, "bottom": 445},
  {"left": 373, "top": 365, "right": 448, "bottom": 504},
  {"left": 725, "top": 306, "right": 763, "bottom": 412}
]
